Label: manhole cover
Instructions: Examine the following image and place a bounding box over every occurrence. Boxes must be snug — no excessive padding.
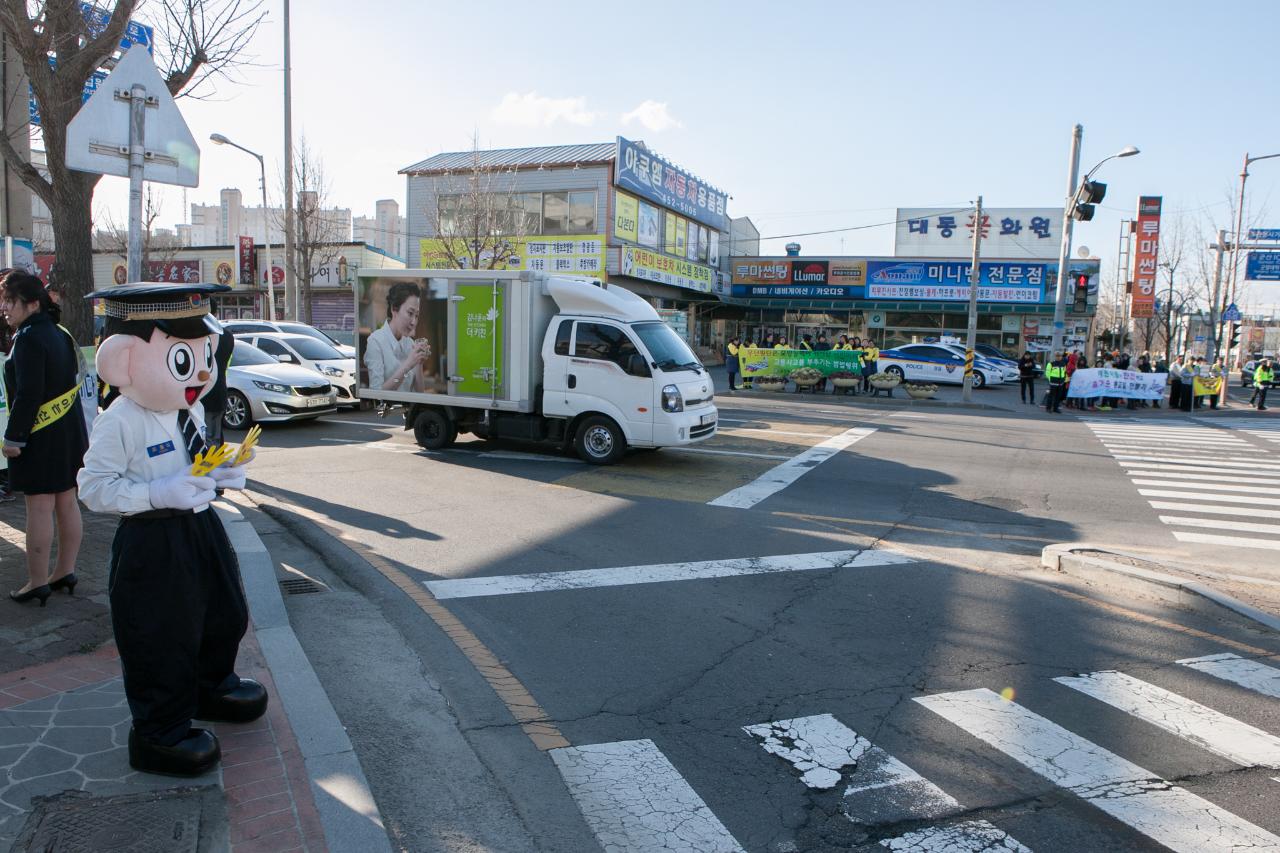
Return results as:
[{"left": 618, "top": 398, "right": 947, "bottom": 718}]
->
[
  {"left": 17, "top": 787, "right": 208, "bottom": 853},
  {"left": 280, "top": 577, "right": 323, "bottom": 595}
]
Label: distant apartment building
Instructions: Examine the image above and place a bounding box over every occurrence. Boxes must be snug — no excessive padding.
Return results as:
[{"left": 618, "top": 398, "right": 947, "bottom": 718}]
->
[
  {"left": 180, "top": 188, "right": 352, "bottom": 246},
  {"left": 353, "top": 199, "right": 406, "bottom": 261}
]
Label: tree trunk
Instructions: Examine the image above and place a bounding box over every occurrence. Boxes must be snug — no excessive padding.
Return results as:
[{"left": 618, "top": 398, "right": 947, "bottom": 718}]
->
[{"left": 48, "top": 178, "right": 97, "bottom": 344}]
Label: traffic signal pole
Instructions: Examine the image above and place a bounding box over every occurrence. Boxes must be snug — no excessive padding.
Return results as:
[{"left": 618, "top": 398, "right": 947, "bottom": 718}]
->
[
  {"left": 962, "top": 196, "right": 983, "bottom": 403},
  {"left": 1049, "top": 125, "right": 1083, "bottom": 357}
]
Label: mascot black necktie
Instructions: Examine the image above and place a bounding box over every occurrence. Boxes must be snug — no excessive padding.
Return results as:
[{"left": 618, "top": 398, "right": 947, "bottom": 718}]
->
[{"left": 178, "top": 409, "right": 207, "bottom": 462}]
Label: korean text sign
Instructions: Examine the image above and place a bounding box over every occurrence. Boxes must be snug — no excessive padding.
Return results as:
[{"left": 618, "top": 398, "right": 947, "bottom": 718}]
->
[
  {"left": 614, "top": 137, "right": 728, "bottom": 231},
  {"left": 1066, "top": 368, "right": 1167, "bottom": 400},
  {"left": 737, "top": 348, "right": 864, "bottom": 378},
  {"left": 621, "top": 246, "right": 713, "bottom": 293},
  {"left": 894, "top": 208, "right": 1063, "bottom": 259},
  {"left": 420, "top": 236, "right": 606, "bottom": 281},
  {"left": 1130, "top": 196, "right": 1162, "bottom": 318}
]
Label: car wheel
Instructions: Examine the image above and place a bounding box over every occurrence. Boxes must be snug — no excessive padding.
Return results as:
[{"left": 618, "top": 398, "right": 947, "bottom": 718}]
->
[
  {"left": 413, "top": 408, "right": 456, "bottom": 450},
  {"left": 223, "top": 391, "right": 251, "bottom": 431},
  {"left": 574, "top": 415, "right": 626, "bottom": 465},
  {"left": 885, "top": 365, "right": 905, "bottom": 380},
  {"left": 972, "top": 372, "right": 986, "bottom": 389}
]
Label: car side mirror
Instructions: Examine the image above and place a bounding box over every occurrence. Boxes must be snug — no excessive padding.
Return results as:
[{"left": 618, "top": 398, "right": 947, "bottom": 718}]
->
[
  {"left": 276, "top": 354, "right": 294, "bottom": 363},
  {"left": 627, "top": 353, "right": 651, "bottom": 377}
]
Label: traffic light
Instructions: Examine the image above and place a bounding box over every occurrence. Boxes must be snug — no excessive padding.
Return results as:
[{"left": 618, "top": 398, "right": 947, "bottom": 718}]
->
[
  {"left": 1073, "top": 180, "right": 1107, "bottom": 221},
  {"left": 1072, "top": 273, "right": 1089, "bottom": 312},
  {"left": 1229, "top": 323, "right": 1241, "bottom": 351}
]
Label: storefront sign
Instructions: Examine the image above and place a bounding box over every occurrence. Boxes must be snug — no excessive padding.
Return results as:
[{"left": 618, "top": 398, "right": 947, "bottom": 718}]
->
[
  {"left": 1130, "top": 196, "right": 1161, "bottom": 318},
  {"left": 792, "top": 260, "right": 829, "bottom": 285},
  {"left": 895, "top": 208, "right": 1063, "bottom": 259},
  {"left": 34, "top": 254, "right": 54, "bottom": 285},
  {"left": 620, "top": 246, "right": 713, "bottom": 293},
  {"left": 420, "top": 235, "right": 607, "bottom": 281},
  {"left": 829, "top": 260, "right": 866, "bottom": 285},
  {"left": 214, "top": 260, "right": 234, "bottom": 286},
  {"left": 1066, "top": 368, "right": 1168, "bottom": 400},
  {"left": 737, "top": 347, "right": 864, "bottom": 378},
  {"left": 866, "top": 260, "right": 1044, "bottom": 302},
  {"left": 614, "top": 136, "right": 729, "bottom": 231},
  {"left": 614, "top": 192, "right": 639, "bottom": 243},
  {"left": 238, "top": 236, "right": 256, "bottom": 285},
  {"left": 732, "top": 260, "right": 792, "bottom": 285},
  {"left": 144, "top": 260, "right": 201, "bottom": 283},
  {"left": 638, "top": 200, "right": 660, "bottom": 249}
]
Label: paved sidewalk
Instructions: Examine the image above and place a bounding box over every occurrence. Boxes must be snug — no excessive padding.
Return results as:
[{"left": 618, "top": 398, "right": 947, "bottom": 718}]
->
[{"left": 0, "top": 500, "right": 384, "bottom": 852}]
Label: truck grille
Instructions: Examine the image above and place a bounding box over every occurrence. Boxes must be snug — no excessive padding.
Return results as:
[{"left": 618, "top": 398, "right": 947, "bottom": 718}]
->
[{"left": 690, "top": 421, "right": 716, "bottom": 439}]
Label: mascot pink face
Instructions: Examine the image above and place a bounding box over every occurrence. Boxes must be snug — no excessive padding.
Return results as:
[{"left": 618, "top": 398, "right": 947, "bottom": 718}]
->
[{"left": 97, "top": 330, "right": 220, "bottom": 412}]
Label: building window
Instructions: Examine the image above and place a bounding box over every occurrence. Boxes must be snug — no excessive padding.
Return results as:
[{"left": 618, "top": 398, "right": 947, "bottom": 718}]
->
[
  {"left": 568, "top": 191, "right": 596, "bottom": 233},
  {"left": 440, "top": 190, "right": 596, "bottom": 237}
]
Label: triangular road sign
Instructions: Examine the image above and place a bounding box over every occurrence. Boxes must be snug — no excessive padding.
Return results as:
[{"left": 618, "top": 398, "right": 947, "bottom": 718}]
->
[
  {"left": 1222, "top": 303, "right": 1242, "bottom": 323},
  {"left": 65, "top": 44, "right": 199, "bottom": 187}
]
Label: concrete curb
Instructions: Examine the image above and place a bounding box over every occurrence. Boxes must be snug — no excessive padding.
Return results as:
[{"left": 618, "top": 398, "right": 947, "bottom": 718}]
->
[
  {"left": 1041, "top": 542, "right": 1280, "bottom": 634},
  {"left": 217, "top": 503, "right": 393, "bottom": 853},
  {"left": 721, "top": 388, "right": 1006, "bottom": 411}
]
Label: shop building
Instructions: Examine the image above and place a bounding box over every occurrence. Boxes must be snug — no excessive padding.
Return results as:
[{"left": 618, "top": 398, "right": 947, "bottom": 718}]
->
[
  {"left": 401, "top": 138, "right": 734, "bottom": 349},
  {"left": 85, "top": 241, "right": 403, "bottom": 343}
]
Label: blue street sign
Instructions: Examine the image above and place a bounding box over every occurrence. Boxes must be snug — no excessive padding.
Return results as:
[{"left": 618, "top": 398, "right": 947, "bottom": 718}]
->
[
  {"left": 1247, "top": 228, "right": 1280, "bottom": 241},
  {"left": 1246, "top": 251, "right": 1280, "bottom": 282},
  {"left": 1194, "top": 335, "right": 1205, "bottom": 342},
  {"left": 1223, "top": 303, "right": 1242, "bottom": 323}
]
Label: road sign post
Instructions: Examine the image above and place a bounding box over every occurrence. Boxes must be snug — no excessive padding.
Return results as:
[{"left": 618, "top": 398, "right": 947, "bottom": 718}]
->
[{"left": 962, "top": 196, "right": 983, "bottom": 403}]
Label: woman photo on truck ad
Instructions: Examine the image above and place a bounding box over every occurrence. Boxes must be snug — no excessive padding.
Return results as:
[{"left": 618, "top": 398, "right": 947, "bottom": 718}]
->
[{"left": 364, "top": 282, "right": 430, "bottom": 393}]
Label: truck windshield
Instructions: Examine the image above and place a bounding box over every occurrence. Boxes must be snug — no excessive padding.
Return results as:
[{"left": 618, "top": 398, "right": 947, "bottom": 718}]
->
[{"left": 633, "top": 322, "right": 701, "bottom": 372}]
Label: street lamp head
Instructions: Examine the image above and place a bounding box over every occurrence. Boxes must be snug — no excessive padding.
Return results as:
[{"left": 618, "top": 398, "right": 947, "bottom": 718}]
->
[
  {"left": 210, "top": 133, "right": 230, "bottom": 145},
  {"left": 1116, "top": 145, "right": 1140, "bottom": 158}
]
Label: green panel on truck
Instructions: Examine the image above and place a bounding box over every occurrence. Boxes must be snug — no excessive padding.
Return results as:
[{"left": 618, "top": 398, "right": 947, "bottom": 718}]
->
[{"left": 455, "top": 283, "right": 504, "bottom": 396}]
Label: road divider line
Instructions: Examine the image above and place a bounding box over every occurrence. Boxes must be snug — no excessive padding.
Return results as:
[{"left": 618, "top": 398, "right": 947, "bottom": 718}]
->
[
  {"left": 1137, "top": 488, "right": 1280, "bottom": 506},
  {"left": 1158, "top": 516, "right": 1280, "bottom": 534},
  {"left": 707, "top": 427, "right": 876, "bottom": 509},
  {"left": 425, "top": 548, "right": 913, "bottom": 600},
  {"left": 1172, "top": 531, "right": 1280, "bottom": 550},
  {"left": 551, "top": 739, "right": 744, "bottom": 853},
  {"left": 1148, "top": 501, "right": 1280, "bottom": 519},
  {"left": 915, "top": 688, "right": 1280, "bottom": 852},
  {"left": 1054, "top": 670, "right": 1280, "bottom": 768},
  {"left": 1178, "top": 653, "right": 1280, "bottom": 699}
]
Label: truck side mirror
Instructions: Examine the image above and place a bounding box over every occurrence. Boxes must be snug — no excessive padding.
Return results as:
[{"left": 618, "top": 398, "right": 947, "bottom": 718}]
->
[{"left": 627, "top": 353, "right": 651, "bottom": 377}]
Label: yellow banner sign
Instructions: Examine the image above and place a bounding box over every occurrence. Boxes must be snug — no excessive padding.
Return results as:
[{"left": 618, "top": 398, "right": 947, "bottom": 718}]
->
[
  {"left": 420, "top": 235, "right": 606, "bottom": 280},
  {"left": 1192, "top": 375, "right": 1222, "bottom": 396},
  {"left": 614, "top": 192, "right": 638, "bottom": 243}
]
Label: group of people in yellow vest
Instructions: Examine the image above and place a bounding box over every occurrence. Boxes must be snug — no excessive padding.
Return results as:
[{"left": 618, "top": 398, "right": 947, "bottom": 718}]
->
[{"left": 723, "top": 332, "right": 880, "bottom": 393}]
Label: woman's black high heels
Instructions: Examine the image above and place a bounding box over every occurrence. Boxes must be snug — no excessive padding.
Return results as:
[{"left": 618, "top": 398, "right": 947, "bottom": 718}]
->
[
  {"left": 49, "top": 573, "right": 77, "bottom": 595},
  {"left": 9, "top": 585, "right": 51, "bottom": 607}
]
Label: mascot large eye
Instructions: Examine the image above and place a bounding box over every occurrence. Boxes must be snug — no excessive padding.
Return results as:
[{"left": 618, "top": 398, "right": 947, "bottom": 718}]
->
[
  {"left": 204, "top": 340, "right": 214, "bottom": 369},
  {"left": 168, "top": 343, "right": 196, "bottom": 381}
]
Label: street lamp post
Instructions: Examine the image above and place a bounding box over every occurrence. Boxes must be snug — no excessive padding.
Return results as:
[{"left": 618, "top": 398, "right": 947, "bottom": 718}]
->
[
  {"left": 1223, "top": 152, "right": 1280, "bottom": 376},
  {"left": 1048, "top": 125, "right": 1140, "bottom": 356},
  {"left": 210, "top": 133, "right": 276, "bottom": 321}
]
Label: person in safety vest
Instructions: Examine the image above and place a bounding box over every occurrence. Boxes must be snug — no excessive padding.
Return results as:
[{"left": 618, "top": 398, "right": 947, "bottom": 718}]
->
[
  {"left": 1044, "top": 352, "right": 1068, "bottom": 413},
  {"left": 1256, "top": 359, "right": 1275, "bottom": 411},
  {"left": 725, "top": 336, "right": 741, "bottom": 391},
  {"left": 861, "top": 340, "right": 880, "bottom": 393}
]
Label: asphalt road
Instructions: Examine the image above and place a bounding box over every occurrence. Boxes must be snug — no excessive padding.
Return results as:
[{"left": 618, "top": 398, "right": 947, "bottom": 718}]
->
[{"left": 237, "top": 390, "right": 1280, "bottom": 852}]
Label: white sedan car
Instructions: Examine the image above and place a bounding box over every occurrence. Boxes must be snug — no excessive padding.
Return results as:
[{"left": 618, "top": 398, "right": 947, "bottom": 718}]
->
[
  {"left": 223, "top": 319, "right": 357, "bottom": 358},
  {"left": 877, "top": 344, "right": 1006, "bottom": 388},
  {"left": 236, "top": 332, "right": 360, "bottom": 408},
  {"left": 223, "top": 341, "right": 337, "bottom": 430}
]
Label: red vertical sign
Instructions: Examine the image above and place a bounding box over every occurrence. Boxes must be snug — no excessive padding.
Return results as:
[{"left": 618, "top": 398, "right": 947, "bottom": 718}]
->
[
  {"left": 1130, "top": 196, "right": 1161, "bottom": 318},
  {"left": 238, "top": 235, "right": 256, "bottom": 285}
]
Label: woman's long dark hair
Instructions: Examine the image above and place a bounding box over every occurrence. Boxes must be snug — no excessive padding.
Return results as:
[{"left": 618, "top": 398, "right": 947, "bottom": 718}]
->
[{"left": 0, "top": 269, "right": 59, "bottom": 324}]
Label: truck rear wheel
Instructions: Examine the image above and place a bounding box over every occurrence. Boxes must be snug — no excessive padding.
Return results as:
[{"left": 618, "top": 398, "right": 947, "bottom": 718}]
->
[
  {"left": 413, "top": 408, "right": 456, "bottom": 450},
  {"left": 574, "top": 415, "right": 626, "bottom": 465}
]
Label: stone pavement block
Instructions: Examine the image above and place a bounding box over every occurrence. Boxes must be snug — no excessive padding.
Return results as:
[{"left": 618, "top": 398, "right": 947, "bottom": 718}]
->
[
  {"left": 225, "top": 774, "right": 291, "bottom": 807},
  {"left": 230, "top": 806, "right": 299, "bottom": 843},
  {"left": 229, "top": 790, "right": 292, "bottom": 823},
  {"left": 233, "top": 825, "right": 303, "bottom": 853},
  {"left": 221, "top": 757, "right": 283, "bottom": 789}
]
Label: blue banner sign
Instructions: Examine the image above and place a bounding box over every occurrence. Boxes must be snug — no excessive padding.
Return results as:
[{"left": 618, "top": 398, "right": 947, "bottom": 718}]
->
[
  {"left": 1246, "top": 251, "right": 1280, "bottom": 281},
  {"left": 1247, "top": 229, "right": 1280, "bottom": 241},
  {"left": 614, "top": 137, "right": 729, "bottom": 232},
  {"left": 865, "top": 260, "right": 1046, "bottom": 303}
]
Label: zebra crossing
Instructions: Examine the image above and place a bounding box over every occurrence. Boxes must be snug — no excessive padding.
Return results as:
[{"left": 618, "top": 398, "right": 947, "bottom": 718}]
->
[
  {"left": 1086, "top": 420, "right": 1280, "bottom": 551},
  {"left": 550, "top": 653, "right": 1280, "bottom": 852}
]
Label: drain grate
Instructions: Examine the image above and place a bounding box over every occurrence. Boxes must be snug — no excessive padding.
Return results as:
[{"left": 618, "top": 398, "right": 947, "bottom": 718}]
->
[
  {"left": 280, "top": 577, "right": 324, "bottom": 595},
  {"left": 17, "top": 788, "right": 207, "bottom": 853}
]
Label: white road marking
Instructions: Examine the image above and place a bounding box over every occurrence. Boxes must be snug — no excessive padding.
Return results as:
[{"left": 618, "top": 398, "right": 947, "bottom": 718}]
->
[
  {"left": 668, "top": 446, "right": 793, "bottom": 460},
  {"left": 1136, "top": 489, "right": 1280, "bottom": 505},
  {"left": 425, "top": 548, "right": 913, "bottom": 600},
  {"left": 1173, "top": 531, "right": 1280, "bottom": 550},
  {"left": 551, "top": 739, "right": 744, "bottom": 853},
  {"left": 1178, "top": 653, "right": 1280, "bottom": 699},
  {"left": 1112, "top": 455, "right": 1280, "bottom": 470},
  {"left": 1159, "top": 516, "right": 1280, "bottom": 534},
  {"left": 915, "top": 688, "right": 1280, "bottom": 853},
  {"left": 1095, "top": 436, "right": 1250, "bottom": 446},
  {"left": 1054, "top": 670, "right": 1280, "bottom": 768},
  {"left": 1124, "top": 468, "right": 1280, "bottom": 485},
  {"left": 1148, "top": 501, "right": 1280, "bottom": 519},
  {"left": 323, "top": 418, "right": 398, "bottom": 428},
  {"left": 879, "top": 821, "right": 1032, "bottom": 852},
  {"left": 707, "top": 427, "right": 876, "bottom": 509},
  {"left": 719, "top": 426, "right": 843, "bottom": 438},
  {"left": 745, "top": 715, "right": 1031, "bottom": 849},
  {"left": 1132, "top": 479, "right": 1280, "bottom": 495}
]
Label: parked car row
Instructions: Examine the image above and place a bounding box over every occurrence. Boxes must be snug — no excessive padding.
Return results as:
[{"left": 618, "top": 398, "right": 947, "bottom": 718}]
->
[
  {"left": 876, "top": 343, "right": 1019, "bottom": 389},
  {"left": 220, "top": 320, "right": 359, "bottom": 430}
]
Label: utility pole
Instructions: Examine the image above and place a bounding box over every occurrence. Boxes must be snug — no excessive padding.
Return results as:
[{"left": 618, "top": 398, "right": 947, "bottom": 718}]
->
[
  {"left": 1164, "top": 263, "right": 1175, "bottom": 363},
  {"left": 1207, "top": 229, "right": 1226, "bottom": 364},
  {"left": 125, "top": 83, "right": 148, "bottom": 281},
  {"left": 282, "top": 0, "right": 296, "bottom": 320},
  {"left": 1113, "top": 218, "right": 1130, "bottom": 350},
  {"left": 962, "top": 196, "right": 983, "bottom": 402},
  {"left": 1049, "top": 125, "right": 1083, "bottom": 356}
]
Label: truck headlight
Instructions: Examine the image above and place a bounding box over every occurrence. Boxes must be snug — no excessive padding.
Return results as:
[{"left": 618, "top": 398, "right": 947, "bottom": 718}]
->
[
  {"left": 661, "top": 384, "right": 683, "bottom": 413},
  {"left": 252, "top": 380, "right": 290, "bottom": 394}
]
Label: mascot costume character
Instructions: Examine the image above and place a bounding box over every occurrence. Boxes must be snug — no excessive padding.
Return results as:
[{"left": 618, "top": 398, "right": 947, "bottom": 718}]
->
[{"left": 77, "top": 283, "right": 267, "bottom": 777}]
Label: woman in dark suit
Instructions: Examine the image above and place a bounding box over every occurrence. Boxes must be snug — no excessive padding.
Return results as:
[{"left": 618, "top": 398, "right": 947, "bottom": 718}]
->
[{"left": 1, "top": 271, "right": 88, "bottom": 605}]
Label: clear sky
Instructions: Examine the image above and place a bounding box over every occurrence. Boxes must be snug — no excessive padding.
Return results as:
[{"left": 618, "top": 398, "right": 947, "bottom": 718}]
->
[{"left": 88, "top": 0, "right": 1280, "bottom": 312}]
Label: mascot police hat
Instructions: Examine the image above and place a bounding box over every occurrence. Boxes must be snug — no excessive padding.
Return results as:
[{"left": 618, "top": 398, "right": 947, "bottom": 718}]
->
[{"left": 87, "top": 282, "right": 231, "bottom": 338}]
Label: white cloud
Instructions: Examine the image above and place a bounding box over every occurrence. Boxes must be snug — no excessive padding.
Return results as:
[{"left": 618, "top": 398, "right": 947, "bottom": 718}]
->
[
  {"left": 490, "top": 91, "right": 598, "bottom": 127},
  {"left": 620, "top": 100, "right": 683, "bottom": 132}
]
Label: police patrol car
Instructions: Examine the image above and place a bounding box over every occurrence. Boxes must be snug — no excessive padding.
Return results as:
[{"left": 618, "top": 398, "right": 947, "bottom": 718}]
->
[{"left": 877, "top": 344, "right": 1009, "bottom": 388}]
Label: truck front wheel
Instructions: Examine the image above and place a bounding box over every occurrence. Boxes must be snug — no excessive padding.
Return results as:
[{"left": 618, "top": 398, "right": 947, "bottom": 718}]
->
[
  {"left": 574, "top": 415, "right": 626, "bottom": 465},
  {"left": 413, "top": 408, "right": 456, "bottom": 450}
]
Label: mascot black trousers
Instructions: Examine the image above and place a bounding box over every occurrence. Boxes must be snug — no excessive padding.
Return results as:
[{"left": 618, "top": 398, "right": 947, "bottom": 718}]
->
[{"left": 109, "top": 509, "right": 249, "bottom": 746}]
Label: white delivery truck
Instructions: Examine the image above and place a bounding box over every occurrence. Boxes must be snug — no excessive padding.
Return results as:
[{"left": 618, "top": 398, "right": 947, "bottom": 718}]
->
[{"left": 355, "top": 269, "right": 718, "bottom": 464}]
